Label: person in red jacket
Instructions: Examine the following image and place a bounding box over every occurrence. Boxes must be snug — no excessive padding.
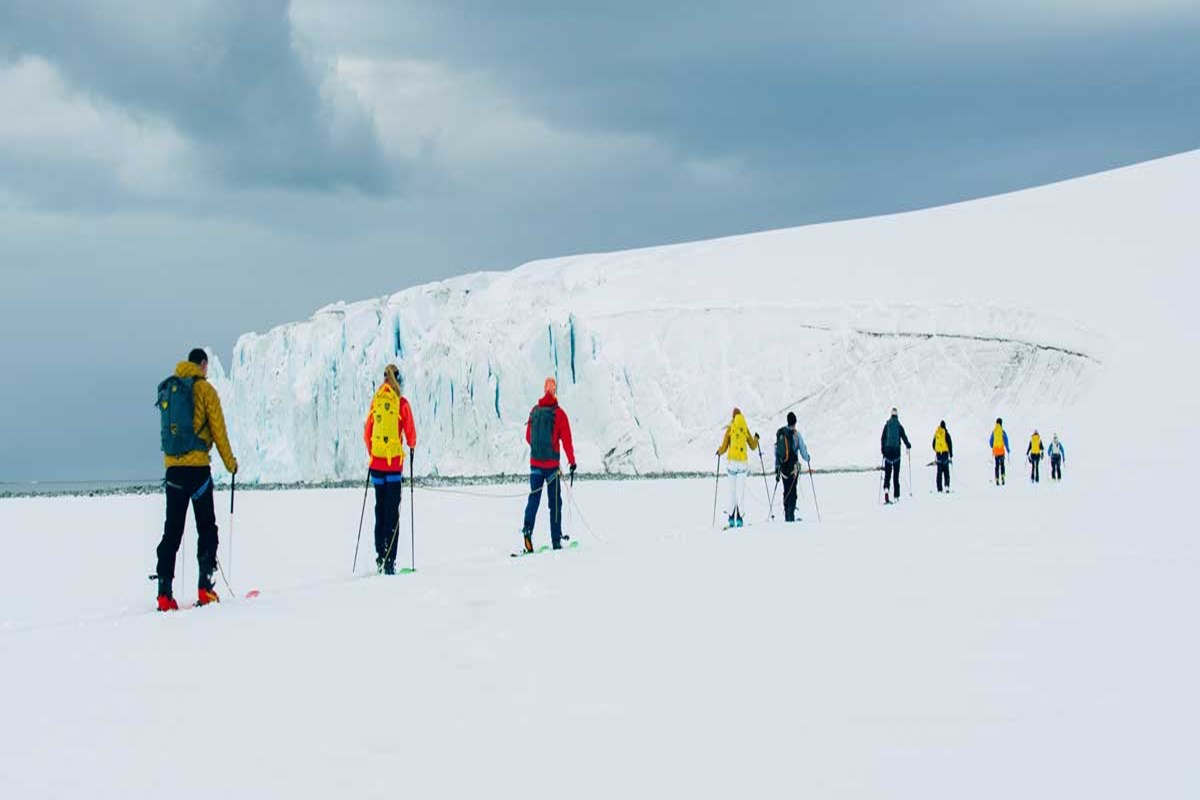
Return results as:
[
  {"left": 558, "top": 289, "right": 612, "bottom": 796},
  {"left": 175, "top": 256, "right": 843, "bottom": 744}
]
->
[
  {"left": 521, "top": 377, "right": 576, "bottom": 552},
  {"left": 363, "top": 364, "right": 417, "bottom": 574}
]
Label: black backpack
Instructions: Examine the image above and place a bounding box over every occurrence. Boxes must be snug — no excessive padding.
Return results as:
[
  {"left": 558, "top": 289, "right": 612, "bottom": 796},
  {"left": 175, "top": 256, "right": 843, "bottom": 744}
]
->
[
  {"left": 157, "top": 376, "right": 208, "bottom": 456},
  {"left": 775, "top": 426, "right": 795, "bottom": 470},
  {"left": 529, "top": 405, "right": 558, "bottom": 461}
]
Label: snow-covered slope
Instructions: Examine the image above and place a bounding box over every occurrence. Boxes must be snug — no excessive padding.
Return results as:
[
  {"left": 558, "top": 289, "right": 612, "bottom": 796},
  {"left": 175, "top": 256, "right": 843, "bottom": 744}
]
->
[{"left": 207, "top": 145, "right": 1200, "bottom": 483}]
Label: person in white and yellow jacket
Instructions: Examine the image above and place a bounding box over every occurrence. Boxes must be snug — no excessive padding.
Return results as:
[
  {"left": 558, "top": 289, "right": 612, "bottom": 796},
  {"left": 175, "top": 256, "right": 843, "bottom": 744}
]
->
[{"left": 716, "top": 408, "right": 760, "bottom": 528}]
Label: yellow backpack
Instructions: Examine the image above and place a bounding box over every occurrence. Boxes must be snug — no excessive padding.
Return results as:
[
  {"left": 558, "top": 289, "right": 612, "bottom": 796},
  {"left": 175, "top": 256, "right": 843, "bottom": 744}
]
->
[
  {"left": 934, "top": 427, "right": 948, "bottom": 454},
  {"left": 1030, "top": 433, "right": 1042, "bottom": 455},
  {"left": 370, "top": 385, "right": 406, "bottom": 464}
]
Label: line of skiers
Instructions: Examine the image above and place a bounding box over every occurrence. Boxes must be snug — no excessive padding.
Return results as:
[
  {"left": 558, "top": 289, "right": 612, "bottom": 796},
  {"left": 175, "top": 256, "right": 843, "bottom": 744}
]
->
[{"left": 152, "top": 348, "right": 1068, "bottom": 609}]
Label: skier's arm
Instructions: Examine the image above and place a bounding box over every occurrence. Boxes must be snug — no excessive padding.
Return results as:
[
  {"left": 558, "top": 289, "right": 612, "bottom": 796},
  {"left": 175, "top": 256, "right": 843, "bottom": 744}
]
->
[
  {"left": 525, "top": 411, "right": 533, "bottom": 446},
  {"left": 201, "top": 384, "right": 237, "bottom": 473},
  {"left": 717, "top": 428, "right": 730, "bottom": 456},
  {"left": 947, "top": 432, "right": 953, "bottom": 459},
  {"left": 900, "top": 425, "right": 911, "bottom": 449},
  {"left": 401, "top": 398, "right": 417, "bottom": 449},
  {"left": 1004, "top": 431, "right": 1010, "bottom": 452},
  {"left": 558, "top": 408, "right": 576, "bottom": 467},
  {"left": 363, "top": 411, "right": 374, "bottom": 452},
  {"left": 881, "top": 427, "right": 887, "bottom": 455},
  {"left": 796, "top": 431, "right": 810, "bottom": 463},
  {"left": 1026, "top": 441, "right": 1032, "bottom": 456}
]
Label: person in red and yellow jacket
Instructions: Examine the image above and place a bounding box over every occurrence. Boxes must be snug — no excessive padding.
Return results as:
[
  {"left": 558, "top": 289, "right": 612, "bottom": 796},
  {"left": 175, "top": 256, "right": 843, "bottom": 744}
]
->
[
  {"left": 363, "top": 364, "right": 417, "bottom": 574},
  {"left": 520, "top": 377, "right": 576, "bottom": 553},
  {"left": 155, "top": 348, "right": 238, "bottom": 611}
]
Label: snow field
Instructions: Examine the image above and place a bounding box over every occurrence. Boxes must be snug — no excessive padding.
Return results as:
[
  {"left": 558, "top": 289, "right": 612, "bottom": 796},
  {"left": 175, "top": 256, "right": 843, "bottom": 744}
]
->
[{"left": 1, "top": 458, "right": 1196, "bottom": 798}]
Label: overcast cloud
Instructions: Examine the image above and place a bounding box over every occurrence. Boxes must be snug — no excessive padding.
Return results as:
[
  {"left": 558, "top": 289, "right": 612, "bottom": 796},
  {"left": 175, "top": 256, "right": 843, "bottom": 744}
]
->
[{"left": 1, "top": 0, "right": 1198, "bottom": 482}]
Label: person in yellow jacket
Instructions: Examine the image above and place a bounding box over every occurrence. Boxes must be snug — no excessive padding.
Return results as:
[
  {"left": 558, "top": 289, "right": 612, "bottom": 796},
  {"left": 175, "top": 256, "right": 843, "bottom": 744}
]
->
[
  {"left": 1026, "top": 430, "right": 1044, "bottom": 484},
  {"left": 716, "top": 407, "right": 760, "bottom": 528},
  {"left": 154, "top": 348, "right": 238, "bottom": 611}
]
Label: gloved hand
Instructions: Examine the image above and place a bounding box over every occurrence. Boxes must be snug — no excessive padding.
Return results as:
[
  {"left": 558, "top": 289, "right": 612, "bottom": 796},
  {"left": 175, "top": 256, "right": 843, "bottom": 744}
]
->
[
  {"left": 227, "top": 457, "right": 238, "bottom": 475},
  {"left": 569, "top": 463, "right": 577, "bottom": 476},
  {"left": 775, "top": 471, "right": 780, "bottom": 483}
]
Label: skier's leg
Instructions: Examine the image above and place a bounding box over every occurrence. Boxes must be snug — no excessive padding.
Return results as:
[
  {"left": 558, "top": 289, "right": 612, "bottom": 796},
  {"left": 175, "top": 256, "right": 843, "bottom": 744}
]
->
[
  {"left": 190, "top": 469, "right": 219, "bottom": 589},
  {"left": 384, "top": 476, "right": 403, "bottom": 567},
  {"left": 726, "top": 464, "right": 738, "bottom": 522},
  {"left": 523, "top": 469, "right": 545, "bottom": 536},
  {"left": 156, "top": 468, "right": 190, "bottom": 594},
  {"left": 891, "top": 460, "right": 900, "bottom": 498},
  {"left": 371, "top": 472, "right": 388, "bottom": 560},
  {"left": 783, "top": 471, "right": 798, "bottom": 520},
  {"left": 548, "top": 472, "right": 563, "bottom": 548}
]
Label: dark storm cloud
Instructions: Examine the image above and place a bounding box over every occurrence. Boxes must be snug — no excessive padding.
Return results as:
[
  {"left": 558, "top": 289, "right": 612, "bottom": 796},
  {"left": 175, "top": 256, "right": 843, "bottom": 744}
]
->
[{"left": 0, "top": 0, "right": 393, "bottom": 194}]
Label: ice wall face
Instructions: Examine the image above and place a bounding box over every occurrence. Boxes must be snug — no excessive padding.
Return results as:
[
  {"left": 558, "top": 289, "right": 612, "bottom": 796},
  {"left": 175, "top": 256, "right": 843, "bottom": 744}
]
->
[{"left": 213, "top": 255, "right": 1100, "bottom": 483}]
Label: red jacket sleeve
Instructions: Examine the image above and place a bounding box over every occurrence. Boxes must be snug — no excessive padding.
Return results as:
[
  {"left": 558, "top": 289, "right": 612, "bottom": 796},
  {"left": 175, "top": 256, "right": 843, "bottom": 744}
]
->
[
  {"left": 401, "top": 398, "right": 417, "bottom": 449},
  {"left": 363, "top": 410, "right": 374, "bottom": 454},
  {"left": 557, "top": 407, "right": 576, "bottom": 466}
]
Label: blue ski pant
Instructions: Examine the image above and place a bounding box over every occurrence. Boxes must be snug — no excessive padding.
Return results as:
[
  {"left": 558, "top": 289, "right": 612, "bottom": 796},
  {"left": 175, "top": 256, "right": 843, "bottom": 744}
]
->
[{"left": 522, "top": 466, "right": 563, "bottom": 547}]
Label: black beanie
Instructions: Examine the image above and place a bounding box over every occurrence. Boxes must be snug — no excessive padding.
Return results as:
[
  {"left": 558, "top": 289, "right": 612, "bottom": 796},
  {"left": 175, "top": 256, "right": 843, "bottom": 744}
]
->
[
  {"left": 787, "top": 412, "right": 797, "bottom": 426},
  {"left": 188, "top": 348, "right": 208, "bottom": 365}
]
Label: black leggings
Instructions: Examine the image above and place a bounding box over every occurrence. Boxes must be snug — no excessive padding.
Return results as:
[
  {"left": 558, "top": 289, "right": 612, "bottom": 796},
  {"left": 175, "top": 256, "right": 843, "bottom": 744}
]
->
[
  {"left": 994, "top": 455, "right": 1006, "bottom": 482},
  {"left": 1051, "top": 455, "right": 1062, "bottom": 480},
  {"left": 1030, "top": 454, "right": 1042, "bottom": 482},
  {"left": 371, "top": 470, "right": 404, "bottom": 563}
]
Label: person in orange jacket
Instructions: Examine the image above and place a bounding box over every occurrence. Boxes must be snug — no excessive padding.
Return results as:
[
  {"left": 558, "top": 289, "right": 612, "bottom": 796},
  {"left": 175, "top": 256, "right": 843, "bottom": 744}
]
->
[{"left": 363, "top": 364, "right": 417, "bottom": 574}]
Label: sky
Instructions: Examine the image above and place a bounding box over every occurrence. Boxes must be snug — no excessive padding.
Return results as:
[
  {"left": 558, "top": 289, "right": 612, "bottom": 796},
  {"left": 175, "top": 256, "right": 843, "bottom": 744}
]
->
[{"left": 1, "top": 0, "right": 1198, "bottom": 483}]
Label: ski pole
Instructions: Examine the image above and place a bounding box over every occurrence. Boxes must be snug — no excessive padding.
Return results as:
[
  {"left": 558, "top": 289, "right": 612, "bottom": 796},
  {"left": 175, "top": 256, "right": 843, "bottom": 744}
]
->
[
  {"left": 907, "top": 449, "right": 912, "bottom": 497},
  {"left": 409, "top": 448, "right": 415, "bottom": 572},
  {"left": 767, "top": 476, "right": 778, "bottom": 521},
  {"left": 711, "top": 455, "right": 721, "bottom": 528},
  {"left": 807, "top": 463, "right": 822, "bottom": 521},
  {"left": 878, "top": 461, "right": 885, "bottom": 505},
  {"left": 757, "top": 445, "right": 771, "bottom": 518},
  {"left": 229, "top": 473, "right": 235, "bottom": 581},
  {"left": 352, "top": 470, "right": 370, "bottom": 574}
]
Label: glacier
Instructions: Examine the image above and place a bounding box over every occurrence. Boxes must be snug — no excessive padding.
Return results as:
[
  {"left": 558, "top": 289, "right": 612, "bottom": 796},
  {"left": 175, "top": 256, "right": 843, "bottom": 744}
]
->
[{"left": 211, "top": 267, "right": 1100, "bottom": 483}]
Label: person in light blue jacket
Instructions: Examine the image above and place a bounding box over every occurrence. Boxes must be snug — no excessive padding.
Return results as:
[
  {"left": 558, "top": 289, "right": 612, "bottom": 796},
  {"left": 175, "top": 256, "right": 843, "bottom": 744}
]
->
[{"left": 1048, "top": 434, "right": 1066, "bottom": 481}]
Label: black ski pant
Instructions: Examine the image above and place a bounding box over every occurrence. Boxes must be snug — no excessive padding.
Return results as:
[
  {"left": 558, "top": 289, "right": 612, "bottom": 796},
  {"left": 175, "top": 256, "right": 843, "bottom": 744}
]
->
[
  {"left": 1030, "top": 454, "right": 1042, "bottom": 482},
  {"left": 781, "top": 467, "right": 799, "bottom": 521},
  {"left": 1050, "top": 454, "right": 1062, "bottom": 480},
  {"left": 883, "top": 454, "right": 901, "bottom": 498},
  {"left": 994, "top": 455, "right": 1006, "bottom": 482},
  {"left": 936, "top": 454, "right": 951, "bottom": 492},
  {"left": 157, "top": 466, "right": 218, "bottom": 593},
  {"left": 371, "top": 469, "right": 404, "bottom": 565}
]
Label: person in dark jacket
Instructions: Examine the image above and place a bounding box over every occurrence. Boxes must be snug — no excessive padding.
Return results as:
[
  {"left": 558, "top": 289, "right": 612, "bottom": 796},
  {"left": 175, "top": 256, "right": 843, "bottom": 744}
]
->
[
  {"left": 932, "top": 420, "right": 954, "bottom": 493},
  {"left": 521, "top": 377, "right": 577, "bottom": 552},
  {"left": 774, "top": 412, "right": 811, "bottom": 522},
  {"left": 880, "top": 407, "right": 911, "bottom": 503}
]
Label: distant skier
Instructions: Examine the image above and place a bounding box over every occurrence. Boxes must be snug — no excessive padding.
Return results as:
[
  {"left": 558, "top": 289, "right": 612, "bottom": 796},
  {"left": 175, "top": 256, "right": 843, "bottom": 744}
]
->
[
  {"left": 1048, "top": 434, "right": 1066, "bottom": 481},
  {"left": 717, "top": 408, "right": 760, "bottom": 528},
  {"left": 363, "top": 364, "right": 417, "bottom": 574},
  {"left": 880, "top": 407, "right": 912, "bottom": 503},
  {"left": 932, "top": 420, "right": 954, "bottom": 493},
  {"left": 154, "top": 348, "right": 238, "bottom": 611},
  {"left": 1026, "top": 430, "right": 1044, "bottom": 483},
  {"left": 774, "top": 411, "right": 811, "bottom": 522},
  {"left": 990, "top": 418, "right": 1010, "bottom": 486},
  {"left": 521, "top": 377, "right": 576, "bottom": 553}
]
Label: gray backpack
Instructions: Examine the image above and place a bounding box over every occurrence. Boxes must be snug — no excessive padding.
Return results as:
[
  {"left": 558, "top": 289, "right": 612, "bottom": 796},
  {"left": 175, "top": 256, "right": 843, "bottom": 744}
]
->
[{"left": 157, "top": 376, "right": 208, "bottom": 456}]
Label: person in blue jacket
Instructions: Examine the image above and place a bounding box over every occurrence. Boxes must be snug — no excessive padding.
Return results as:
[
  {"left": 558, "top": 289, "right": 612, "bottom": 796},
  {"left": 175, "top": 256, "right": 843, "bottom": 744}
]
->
[
  {"left": 774, "top": 411, "right": 811, "bottom": 522},
  {"left": 1048, "top": 434, "right": 1066, "bottom": 481}
]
